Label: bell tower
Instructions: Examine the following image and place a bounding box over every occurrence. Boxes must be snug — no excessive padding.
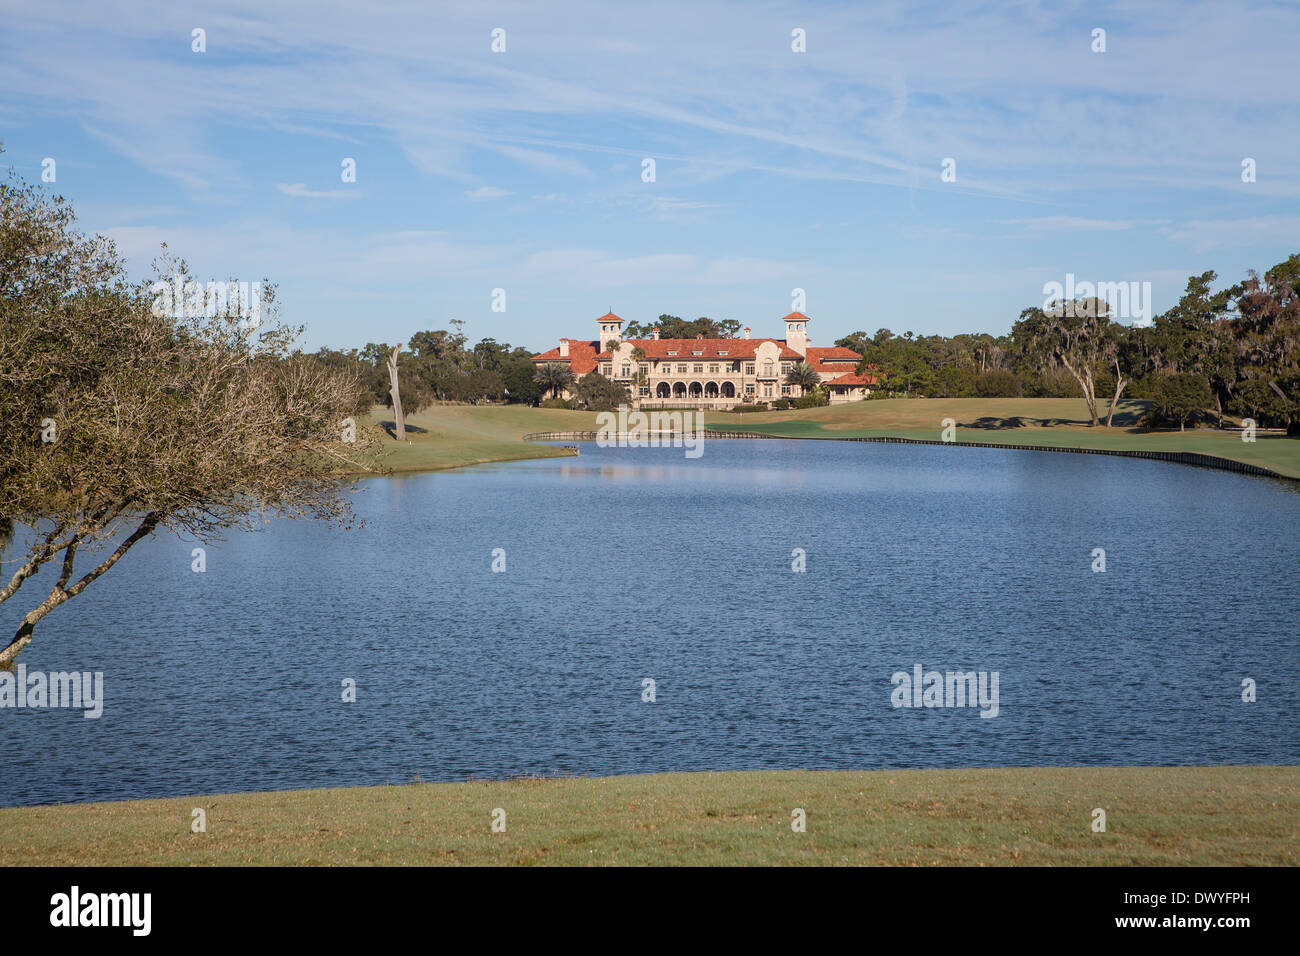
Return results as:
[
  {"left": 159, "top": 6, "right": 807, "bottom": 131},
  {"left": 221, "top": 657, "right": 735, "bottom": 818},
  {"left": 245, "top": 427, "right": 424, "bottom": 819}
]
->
[
  {"left": 783, "top": 311, "right": 809, "bottom": 356},
  {"left": 598, "top": 311, "right": 623, "bottom": 352}
]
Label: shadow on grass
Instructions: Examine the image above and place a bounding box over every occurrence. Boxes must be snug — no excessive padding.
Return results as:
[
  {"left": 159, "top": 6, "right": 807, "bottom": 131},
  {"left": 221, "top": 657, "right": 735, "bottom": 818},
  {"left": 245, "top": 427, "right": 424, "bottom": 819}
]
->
[
  {"left": 380, "top": 421, "right": 430, "bottom": 439},
  {"left": 963, "top": 401, "right": 1147, "bottom": 430}
]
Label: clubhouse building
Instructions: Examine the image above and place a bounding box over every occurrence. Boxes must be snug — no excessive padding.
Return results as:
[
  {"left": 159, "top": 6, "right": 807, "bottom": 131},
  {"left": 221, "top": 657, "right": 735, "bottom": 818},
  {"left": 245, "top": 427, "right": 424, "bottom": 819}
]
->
[{"left": 531, "top": 312, "right": 874, "bottom": 408}]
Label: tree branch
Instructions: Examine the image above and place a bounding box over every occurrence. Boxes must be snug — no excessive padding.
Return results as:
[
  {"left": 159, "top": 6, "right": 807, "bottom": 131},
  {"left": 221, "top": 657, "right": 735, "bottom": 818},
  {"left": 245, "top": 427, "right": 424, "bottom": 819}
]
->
[{"left": 0, "top": 512, "right": 160, "bottom": 669}]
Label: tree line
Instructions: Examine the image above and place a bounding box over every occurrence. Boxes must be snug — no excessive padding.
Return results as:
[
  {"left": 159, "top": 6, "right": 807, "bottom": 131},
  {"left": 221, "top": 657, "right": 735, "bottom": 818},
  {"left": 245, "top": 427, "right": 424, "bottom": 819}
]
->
[
  {"left": 328, "top": 269, "right": 1300, "bottom": 430},
  {"left": 835, "top": 257, "right": 1300, "bottom": 431}
]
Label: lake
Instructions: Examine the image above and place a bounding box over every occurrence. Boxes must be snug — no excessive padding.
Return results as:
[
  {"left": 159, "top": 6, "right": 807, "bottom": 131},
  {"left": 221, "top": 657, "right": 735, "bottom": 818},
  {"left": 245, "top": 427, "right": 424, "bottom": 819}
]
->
[{"left": 2, "top": 439, "right": 1298, "bottom": 807}]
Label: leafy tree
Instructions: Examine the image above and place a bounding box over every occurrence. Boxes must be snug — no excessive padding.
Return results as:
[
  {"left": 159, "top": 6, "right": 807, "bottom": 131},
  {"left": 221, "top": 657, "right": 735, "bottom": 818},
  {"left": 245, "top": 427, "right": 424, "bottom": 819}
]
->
[
  {"left": 574, "top": 371, "right": 630, "bottom": 411},
  {"left": 501, "top": 348, "right": 543, "bottom": 404},
  {"left": 1224, "top": 255, "right": 1300, "bottom": 429},
  {"left": 1149, "top": 272, "right": 1234, "bottom": 424},
  {"left": 471, "top": 337, "right": 510, "bottom": 372},
  {"left": 931, "top": 364, "right": 977, "bottom": 398},
  {"left": 1151, "top": 373, "right": 1213, "bottom": 431},
  {"left": 1012, "top": 298, "right": 1116, "bottom": 425},
  {"left": 974, "top": 369, "right": 1022, "bottom": 397},
  {"left": 854, "top": 331, "right": 934, "bottom": 396},
  {"left": 0, "top": 165, "right": 379, "bottom": 666},
  {"left": 443, "top": 368, "right": 505, "bottom": 404}
]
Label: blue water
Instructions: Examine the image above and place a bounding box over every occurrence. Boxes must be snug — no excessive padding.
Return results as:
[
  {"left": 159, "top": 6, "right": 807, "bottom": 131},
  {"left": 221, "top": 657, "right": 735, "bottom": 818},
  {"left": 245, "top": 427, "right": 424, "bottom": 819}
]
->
[{"left": 2, "top": 440, "right": 1298, "bottom": 807}]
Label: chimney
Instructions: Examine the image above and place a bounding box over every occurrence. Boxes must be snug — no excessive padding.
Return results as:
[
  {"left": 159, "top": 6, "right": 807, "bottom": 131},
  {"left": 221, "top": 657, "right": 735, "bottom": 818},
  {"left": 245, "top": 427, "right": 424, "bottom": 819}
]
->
[
  {"left": 743, "top": 327, "right": 751, "bottom": 339},
  {"left": 558, "top": 338, "right": 569, "bottom": 357},
  {"left": 652, "top": 327, "right": 660, "bottom": 340}
]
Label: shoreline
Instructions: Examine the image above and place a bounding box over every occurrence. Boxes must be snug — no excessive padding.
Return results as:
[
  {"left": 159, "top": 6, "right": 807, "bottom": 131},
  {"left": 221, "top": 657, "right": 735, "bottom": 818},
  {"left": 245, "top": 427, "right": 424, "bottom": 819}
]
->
[
  {"left": 4, "top": 765, "right": 1295, "bottom": 866},
  {"left": 520, "top": 429, "right": 1298, "bottom": 482},
  {"left": 362, "top": 402, "right": 1300, "bottom": 482}
]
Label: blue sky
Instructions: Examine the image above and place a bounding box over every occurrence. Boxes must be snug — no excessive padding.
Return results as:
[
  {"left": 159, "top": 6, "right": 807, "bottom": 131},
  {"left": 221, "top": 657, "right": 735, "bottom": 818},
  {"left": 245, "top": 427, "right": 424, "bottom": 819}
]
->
[{"left": 2, "top": 0, "right": 1298, "bottom": 352}]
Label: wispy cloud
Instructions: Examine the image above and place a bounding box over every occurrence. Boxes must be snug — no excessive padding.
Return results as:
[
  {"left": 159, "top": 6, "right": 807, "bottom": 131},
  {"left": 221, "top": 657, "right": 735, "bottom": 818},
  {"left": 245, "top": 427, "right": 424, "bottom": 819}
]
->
[
  {"left": 1001, "top": 217, "right": 1145, "bottom": 233},
  {"left": 276, "top": 183, "right": 359, "bottom": 199},
  {"left": 5, "top": 0, "right": 1296, "bottom": 346},
  {"left": 465, "top": 185, "right": 511, "bottom": 200},
  {"left": 1160, "top": 216, "right": 1300, "bottom": 254}
]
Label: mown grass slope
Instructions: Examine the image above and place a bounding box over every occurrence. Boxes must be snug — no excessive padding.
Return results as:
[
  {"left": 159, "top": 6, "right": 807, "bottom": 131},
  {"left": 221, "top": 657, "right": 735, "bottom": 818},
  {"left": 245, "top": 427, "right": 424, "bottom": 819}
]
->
[{"left": 2, "top": 767, "right": 1295, "bottom": 866}]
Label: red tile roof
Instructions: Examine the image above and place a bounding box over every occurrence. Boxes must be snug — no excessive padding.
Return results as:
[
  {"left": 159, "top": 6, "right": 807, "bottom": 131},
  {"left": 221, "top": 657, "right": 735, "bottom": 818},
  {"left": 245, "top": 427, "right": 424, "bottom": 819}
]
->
[
  {"left": 621, "top": 337, "right": 803, "bottom": 359},
  {"left": 532, "top": 337, "right": 809, "bottom": 364},
  {"left": 530, "top": 329, "right": 869, "bottom": 384},
  {"left": 805, "top": 346, "right": 860, "bottom": 360},
  {"left": 783, "top": 311, "right": 811, "bottom": 321},
  {"left": 804, "top": 346, "right": 863, "bottom": 379},
  {"left": 531, "top": 339, "right": 601, "bottom": 374},
  {"left": 826, "top": 371, "right": 876, "bottom": 388}
]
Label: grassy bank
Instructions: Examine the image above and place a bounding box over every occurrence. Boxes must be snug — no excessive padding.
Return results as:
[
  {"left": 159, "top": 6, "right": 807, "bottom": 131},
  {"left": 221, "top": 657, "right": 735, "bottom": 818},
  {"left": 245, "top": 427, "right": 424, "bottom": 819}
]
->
[
  {"left": 367, "top": 400, "right": 1300, "bottom": 480},
  {"left": 364, "top": 405, "right": 595, "bottom": 472},
  {"left": 1, "top": 766, "right": 1295, "bottom": 866}
]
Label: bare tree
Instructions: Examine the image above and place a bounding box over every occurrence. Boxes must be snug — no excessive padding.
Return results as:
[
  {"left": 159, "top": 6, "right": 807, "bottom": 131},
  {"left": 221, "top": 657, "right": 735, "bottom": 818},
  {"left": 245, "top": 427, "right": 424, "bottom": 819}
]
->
[{"left": 387, "top": 343, "right": 407, "bottom": 440}]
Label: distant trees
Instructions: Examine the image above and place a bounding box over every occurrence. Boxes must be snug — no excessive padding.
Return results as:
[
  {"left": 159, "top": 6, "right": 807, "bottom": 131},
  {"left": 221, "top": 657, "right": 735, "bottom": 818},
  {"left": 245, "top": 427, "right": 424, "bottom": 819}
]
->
[
  {"left": 311, "top": 322, "right": 536, "bottom": 408},
  {"left": 848, "top": 330, "right": 938, "bottom": 396},
  {"left": 827, "top": 254, "right": 1297, "bottom": 432},
  {"left": 974, "top": 369, "right": 1022, "bottom": 397},
  {"left": 623, "top": 314, "right": 741, "bottom": 339},
  {"left": 839, "top": 328, "right": 1018, "bottom": 398},
  {"left": 299, "top": 252, "right": 1298, "bottom": 430}
]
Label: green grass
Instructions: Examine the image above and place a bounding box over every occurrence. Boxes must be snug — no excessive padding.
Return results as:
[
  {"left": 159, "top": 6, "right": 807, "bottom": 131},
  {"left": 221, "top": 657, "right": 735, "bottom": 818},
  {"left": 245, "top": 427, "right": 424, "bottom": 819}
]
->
[
  {"left": 365, "top": 405, "right": 599, "bottom": 472},
  {"left": 711, "top": 399, "right": 1300, "bottom": 478},
  {"left": 366, "top": 399, "right": 1300, "bottom": 480},
  {"left": 2, "top": 767, "right": 1295, "bottom": 866}
]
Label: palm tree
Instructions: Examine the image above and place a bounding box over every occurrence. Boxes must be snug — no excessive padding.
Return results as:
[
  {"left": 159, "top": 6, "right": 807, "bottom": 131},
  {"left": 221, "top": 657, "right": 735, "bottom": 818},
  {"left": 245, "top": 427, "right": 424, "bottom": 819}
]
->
[
  {"left": 785, "top": 361, "right": 821, "bottom": 393},
  {"left": 535, "top": 362, "right": 576, "bottom": 400},
  {"left": 628, "top": 346, "right": 648, "bottom": 401}
]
